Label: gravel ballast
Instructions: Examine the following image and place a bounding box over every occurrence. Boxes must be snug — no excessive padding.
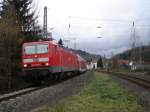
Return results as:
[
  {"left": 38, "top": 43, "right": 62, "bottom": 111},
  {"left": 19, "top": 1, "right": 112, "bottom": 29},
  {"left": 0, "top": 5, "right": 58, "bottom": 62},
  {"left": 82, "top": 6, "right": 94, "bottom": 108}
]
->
[{"left": 0, "top": 72, "right": 92, "bottom": 112}]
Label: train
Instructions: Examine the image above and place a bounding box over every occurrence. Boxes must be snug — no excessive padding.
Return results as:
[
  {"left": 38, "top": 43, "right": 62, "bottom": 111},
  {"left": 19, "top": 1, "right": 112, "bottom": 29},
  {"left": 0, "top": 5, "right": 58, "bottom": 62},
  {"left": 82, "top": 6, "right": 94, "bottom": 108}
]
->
[{"left": 22, "top": 41, "right": 87, "bottom": 83}]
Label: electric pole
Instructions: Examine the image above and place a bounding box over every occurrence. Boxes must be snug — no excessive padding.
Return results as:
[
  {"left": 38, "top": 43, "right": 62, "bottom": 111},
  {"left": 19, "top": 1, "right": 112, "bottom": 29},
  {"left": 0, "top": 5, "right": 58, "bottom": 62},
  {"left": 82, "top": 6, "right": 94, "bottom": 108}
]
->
[
  {"left": 74, "top": 42, "right": 77, "bottom": 50},
  {"left": 63, "top": 39, "right": 71, "bottom": 48},
  {"left": 43, "top": 6, "right": 47, "bottom": 39},
  {"left": 131, "top": 21, "right": 135, "bottom": 61}
]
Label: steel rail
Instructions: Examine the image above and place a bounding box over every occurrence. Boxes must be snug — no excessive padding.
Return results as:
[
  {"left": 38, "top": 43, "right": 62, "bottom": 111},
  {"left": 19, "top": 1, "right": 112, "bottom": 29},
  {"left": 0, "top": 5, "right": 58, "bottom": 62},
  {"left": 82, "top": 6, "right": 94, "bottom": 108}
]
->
[
  {"left": 0, "top": 87, "right": 42, "bottom": 102},
  {"left": 114, "top": 73, "right": 150, "bottom": 89},
  {"left": 0, "top": 73, "right": 83, "bottom": 103},
  {"left": 98, "top": 70, "right": 150, "bottom": 89}
]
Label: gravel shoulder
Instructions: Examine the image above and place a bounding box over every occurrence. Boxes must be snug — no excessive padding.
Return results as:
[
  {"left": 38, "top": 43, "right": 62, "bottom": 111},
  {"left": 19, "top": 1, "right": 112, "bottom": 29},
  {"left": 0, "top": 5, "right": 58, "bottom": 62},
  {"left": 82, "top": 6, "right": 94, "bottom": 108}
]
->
[{"left": 31, "top": 72, "right": 92, "bottom": 112}]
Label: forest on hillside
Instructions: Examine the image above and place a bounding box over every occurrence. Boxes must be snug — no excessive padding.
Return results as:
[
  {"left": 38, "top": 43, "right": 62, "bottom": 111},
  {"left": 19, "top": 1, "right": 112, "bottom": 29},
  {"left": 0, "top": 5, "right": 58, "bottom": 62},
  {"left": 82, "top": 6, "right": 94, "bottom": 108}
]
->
[{"left": 118, "top": 45, "right": 150, "bottom": 63}]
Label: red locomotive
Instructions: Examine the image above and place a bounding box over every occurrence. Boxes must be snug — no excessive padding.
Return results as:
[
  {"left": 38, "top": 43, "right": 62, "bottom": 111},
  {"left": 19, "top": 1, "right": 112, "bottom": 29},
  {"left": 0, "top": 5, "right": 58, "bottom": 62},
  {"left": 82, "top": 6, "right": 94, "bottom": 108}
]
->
[{"left": 22, "top": 41, "right": 86, "bottom": 83}]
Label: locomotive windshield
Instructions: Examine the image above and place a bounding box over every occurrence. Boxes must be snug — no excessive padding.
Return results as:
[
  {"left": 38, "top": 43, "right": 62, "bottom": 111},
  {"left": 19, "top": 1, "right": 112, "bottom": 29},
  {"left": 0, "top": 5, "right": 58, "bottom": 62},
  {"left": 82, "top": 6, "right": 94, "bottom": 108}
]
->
[
  {"left": 37, "top": 44, "right": 48, "bottom": 54},
  {"left": 24, "top": 46, "right": 36, "bottom": 55},
  {"left": 24, "top": 44, "right": 48, "bottom": 55}
]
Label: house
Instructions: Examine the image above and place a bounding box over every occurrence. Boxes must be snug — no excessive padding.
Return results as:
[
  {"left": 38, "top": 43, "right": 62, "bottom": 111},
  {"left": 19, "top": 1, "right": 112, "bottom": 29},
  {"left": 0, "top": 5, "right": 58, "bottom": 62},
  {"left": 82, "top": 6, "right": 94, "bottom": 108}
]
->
[{"left": 86, "top": 60, "right": 98, "bottom": 70}]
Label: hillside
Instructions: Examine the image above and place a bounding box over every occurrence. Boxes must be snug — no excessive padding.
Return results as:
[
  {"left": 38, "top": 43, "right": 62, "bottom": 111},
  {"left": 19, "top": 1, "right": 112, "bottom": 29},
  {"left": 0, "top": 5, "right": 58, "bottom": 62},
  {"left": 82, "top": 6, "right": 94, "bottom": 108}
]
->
[
  {"left": 117, "top": 45, "right": 150, "bottom": 63},
  {"left": 71, "top": 49, "right": 100, "bottom": 61}
]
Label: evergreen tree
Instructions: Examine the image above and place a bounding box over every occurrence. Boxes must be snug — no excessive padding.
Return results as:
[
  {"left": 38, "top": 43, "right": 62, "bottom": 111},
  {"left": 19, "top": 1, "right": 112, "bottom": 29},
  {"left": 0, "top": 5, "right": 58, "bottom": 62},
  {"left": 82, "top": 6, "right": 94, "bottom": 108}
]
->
[
  {"left": 97, "top": 56, "right": 103, "bottom": 68},
  {"left": 0, "top": 0, "right": 38, "bottom": 41},
  {"left": 58, "top": 38, "right": 63, "bottom": 46}
]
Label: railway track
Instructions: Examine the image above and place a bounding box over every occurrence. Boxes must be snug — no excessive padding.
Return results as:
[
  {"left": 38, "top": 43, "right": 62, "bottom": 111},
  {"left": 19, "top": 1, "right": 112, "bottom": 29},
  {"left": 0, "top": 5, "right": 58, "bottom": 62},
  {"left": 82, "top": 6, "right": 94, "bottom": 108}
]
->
[
  {"left": 0, "top": 87, "right": 40, "bottom": 102},
  {"left": 0, "top": 72, "right": 90, "bottom": 112},
  {"left": 98, "top": 70, "right": 150, "bottom": 89},
  {"left": 0, "top": 74, "right": 78, "bottom": 103},
  {"left": 113, "top": 73, "right": 150, "bottom": 89}
]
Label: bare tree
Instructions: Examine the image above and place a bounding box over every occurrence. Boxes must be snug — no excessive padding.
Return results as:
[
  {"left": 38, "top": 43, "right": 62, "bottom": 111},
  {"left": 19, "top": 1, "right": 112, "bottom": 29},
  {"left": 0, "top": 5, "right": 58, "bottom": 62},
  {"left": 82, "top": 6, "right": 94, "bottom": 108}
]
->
[
  {"left": 111, "top": 56, "right": 119, "bottom": 71},
  {"left": 0, "top": 5, "right": 21, "bottom": 90},
  {"left": 149, "top": 31, "right": 150, "bottom": 47}
]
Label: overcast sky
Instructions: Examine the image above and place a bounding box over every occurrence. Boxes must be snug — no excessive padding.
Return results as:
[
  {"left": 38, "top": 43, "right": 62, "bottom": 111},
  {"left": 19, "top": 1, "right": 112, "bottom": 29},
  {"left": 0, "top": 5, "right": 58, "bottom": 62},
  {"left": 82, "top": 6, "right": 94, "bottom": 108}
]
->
[{"left": 34, "top": 0, "right": 150, "bottom": 57}]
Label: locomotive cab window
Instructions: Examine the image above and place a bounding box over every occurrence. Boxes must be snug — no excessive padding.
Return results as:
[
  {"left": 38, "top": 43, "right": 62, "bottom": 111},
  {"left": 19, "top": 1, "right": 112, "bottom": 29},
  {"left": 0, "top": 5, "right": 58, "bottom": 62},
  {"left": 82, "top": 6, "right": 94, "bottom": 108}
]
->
[
  {"left": 37, "top": 44, "right": 48, "bottom": 54},
  {"left": 24, "top": 44, "right": 48, "bottom": 55},
  {"left": 24, "top": 45, "right": 36, "bottom": 55}
]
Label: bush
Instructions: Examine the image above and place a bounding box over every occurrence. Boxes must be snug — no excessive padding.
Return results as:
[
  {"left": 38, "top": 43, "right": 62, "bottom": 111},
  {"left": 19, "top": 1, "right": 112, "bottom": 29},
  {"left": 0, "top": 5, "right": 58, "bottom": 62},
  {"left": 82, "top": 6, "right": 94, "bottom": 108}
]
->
[{"left": 147, "top": 70, "right": 150, "bottom": 75}]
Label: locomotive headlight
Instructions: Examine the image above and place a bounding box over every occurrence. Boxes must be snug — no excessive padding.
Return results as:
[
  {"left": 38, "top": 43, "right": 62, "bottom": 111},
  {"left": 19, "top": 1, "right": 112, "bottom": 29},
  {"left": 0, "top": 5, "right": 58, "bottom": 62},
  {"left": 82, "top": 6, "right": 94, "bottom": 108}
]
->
[
  {"left": 45, "top": 63, "right": 49, "bottom": 66},
  {"left": 24, "top": 64, "right": 27, "bottom": 67}
]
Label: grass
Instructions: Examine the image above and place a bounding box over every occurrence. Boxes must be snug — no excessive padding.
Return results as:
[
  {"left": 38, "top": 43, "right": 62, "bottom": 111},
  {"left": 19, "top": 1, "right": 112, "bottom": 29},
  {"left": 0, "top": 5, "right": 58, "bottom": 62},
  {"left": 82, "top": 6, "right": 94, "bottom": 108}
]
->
[
  {"left": 117, "top": 69, "right": 147, "bottom": 75},
  {"left": 34, "top": 72, "right": 145, "bottom": 112}
]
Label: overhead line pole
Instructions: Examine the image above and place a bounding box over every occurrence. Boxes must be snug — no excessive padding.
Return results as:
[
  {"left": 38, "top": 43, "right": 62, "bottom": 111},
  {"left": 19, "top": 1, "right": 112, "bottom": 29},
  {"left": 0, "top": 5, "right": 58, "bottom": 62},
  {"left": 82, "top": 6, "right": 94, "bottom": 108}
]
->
[
  {"left": 131, "top": 21, "right": 135, "bottom": 61},
  {"left": 43, "top": 6, "right": 47, "bottom": 39}
]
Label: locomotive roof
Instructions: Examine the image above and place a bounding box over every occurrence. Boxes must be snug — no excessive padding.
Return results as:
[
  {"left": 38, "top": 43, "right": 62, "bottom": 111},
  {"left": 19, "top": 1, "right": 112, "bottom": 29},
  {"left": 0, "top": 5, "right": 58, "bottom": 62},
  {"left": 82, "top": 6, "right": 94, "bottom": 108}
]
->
[
  {"left": 23, "top": 41, "right": 58, "bottom": 46},
  {"left": 23, "top": 40, "right": 79, "bottom": 55}
]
